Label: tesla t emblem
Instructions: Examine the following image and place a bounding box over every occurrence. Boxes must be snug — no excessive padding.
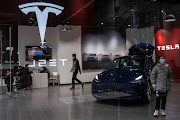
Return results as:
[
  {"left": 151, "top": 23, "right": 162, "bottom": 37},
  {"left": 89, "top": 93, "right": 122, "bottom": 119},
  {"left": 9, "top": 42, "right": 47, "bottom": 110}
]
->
[{"left": 19, "top": 2, "right": 64, "bottom": 45}]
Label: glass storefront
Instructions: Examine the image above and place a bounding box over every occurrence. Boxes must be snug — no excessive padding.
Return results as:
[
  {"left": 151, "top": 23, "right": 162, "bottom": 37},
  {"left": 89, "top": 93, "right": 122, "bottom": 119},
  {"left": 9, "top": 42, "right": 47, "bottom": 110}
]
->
[{"left": 0, "top": 0, "right": 180, "bottom": 120}]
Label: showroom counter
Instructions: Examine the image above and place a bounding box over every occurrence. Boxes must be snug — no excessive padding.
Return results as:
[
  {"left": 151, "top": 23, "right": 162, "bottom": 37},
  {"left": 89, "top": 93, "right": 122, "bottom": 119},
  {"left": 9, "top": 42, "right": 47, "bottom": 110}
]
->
[{"left": 31, "top": 73, "right": 48, "bottom": 88}]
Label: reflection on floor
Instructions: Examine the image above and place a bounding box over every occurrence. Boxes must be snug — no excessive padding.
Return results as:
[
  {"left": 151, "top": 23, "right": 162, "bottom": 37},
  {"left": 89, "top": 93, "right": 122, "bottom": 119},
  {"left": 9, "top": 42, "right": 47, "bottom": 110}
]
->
[{"left": 0, "top": 83, "right": 180, "bottom": 120}]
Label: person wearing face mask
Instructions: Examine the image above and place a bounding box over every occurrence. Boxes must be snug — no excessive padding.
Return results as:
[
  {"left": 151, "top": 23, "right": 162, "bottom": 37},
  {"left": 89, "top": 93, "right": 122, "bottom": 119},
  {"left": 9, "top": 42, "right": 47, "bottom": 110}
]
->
[{"left": 150, "top": 55, "right": 174, "bottom": 117}]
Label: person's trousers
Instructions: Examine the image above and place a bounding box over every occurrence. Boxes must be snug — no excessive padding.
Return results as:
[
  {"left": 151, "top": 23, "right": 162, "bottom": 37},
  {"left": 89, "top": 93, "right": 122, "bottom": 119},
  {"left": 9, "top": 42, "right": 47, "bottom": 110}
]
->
[
  {"left": 7, "top": 84, "right": 13, "bottom": 92},
  {"left": 72, "top": 72, "right": 82, "bottom": 87},
  {"left": 155, "top": 91, "right": 168, "bottom": 110}
]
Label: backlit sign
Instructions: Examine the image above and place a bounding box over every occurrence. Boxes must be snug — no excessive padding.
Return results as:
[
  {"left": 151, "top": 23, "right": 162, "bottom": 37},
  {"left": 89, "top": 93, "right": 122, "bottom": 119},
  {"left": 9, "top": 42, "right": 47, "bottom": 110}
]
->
[
  {"left": 29, "top": 59, "right": 68, "bottom": 68},
  {"left": 157, "top": 44, "right": 180, "bottom": 51},
  {"left": 19, "top": 2, "right": 64, "bottom": 46}
]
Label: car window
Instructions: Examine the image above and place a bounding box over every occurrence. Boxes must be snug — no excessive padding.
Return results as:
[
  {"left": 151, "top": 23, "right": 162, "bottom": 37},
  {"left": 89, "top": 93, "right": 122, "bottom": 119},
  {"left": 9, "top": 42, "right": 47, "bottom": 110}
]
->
[
  {"left": 108, "top": 59, "right": 120, "bottom": 69},
  {"left": 89, "top": 54, "right": 96, "bottom": 56},
  {"left": 146, "top": 57, "right": 154, "bottom": 70},
  {"left": 119, "top": 57, "right": 145, "bottom": 69}
]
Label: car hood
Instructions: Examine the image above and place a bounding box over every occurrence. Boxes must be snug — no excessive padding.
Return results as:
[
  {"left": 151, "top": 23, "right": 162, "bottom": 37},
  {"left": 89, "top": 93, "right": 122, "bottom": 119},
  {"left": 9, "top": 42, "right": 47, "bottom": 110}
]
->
[{"left": 99, "top": 68, "right": 144, "bottom": 83}]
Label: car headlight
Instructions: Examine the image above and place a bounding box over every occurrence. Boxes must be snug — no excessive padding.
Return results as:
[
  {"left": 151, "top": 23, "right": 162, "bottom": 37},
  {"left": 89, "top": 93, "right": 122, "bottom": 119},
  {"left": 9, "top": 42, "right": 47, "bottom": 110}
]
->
[
  {"left": 94, "top": 75, "right": 99, "bottom": 82},
  {"left": 130, "top": 75, "right": 143, "bottom": 83}
]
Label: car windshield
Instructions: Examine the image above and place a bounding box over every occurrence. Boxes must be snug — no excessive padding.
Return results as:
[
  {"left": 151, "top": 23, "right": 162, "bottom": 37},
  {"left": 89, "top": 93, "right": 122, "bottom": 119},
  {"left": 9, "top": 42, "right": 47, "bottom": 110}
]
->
[
  {"left": 89, "top": 54, "right": 96, "bottom": 56},
  {"left": 108, "top": 56, "right": 145, "bottom": 70}
]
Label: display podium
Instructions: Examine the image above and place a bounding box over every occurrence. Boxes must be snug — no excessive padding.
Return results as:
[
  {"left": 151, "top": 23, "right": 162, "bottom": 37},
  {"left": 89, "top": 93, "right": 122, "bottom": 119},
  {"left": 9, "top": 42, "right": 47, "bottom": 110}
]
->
[{"left": 31, "top": 73, "right": 48, "bottom": 88}]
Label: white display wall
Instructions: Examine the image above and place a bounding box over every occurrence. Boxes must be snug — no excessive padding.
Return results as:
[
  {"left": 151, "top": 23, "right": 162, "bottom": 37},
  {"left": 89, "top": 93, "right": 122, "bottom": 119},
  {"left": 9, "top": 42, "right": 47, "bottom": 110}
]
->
[{"left": 18, "top": 25, "right": 101, "bottom": 84}]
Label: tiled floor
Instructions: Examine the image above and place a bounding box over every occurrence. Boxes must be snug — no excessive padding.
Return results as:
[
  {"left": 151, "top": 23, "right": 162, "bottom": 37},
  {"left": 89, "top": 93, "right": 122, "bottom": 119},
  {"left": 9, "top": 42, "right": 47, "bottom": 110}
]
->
[{"left": 0, "top": 83, "right": 180, "bottom": 120}]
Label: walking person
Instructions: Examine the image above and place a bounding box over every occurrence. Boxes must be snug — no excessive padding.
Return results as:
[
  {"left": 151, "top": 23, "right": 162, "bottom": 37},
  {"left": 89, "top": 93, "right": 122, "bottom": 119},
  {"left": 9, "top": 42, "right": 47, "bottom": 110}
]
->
[
  {"left": 70, "top": 54, "right": 84, "bottom": 89},
  {"left": 151, "top": 55, "right": 174, "bottom": 117}
]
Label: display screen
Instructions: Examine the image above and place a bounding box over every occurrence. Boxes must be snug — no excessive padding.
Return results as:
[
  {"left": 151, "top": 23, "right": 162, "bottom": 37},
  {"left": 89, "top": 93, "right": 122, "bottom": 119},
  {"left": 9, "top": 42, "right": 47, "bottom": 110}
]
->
[
  {"left": 82, "top": 27, "right": 126, "bottom": 70},
  {"left": 26, "top": 46, "right": 52, "bottom": 61}
]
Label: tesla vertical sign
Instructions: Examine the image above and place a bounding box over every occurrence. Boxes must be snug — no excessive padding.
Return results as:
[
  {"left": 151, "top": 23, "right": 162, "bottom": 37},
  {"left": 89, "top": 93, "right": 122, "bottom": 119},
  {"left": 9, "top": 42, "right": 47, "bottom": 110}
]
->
[
  {"left": 19, "top": 2, "right": 64, "bottom": 46},
  {"left": 19, "top": 2, "right": 67, "bottom": 68}
]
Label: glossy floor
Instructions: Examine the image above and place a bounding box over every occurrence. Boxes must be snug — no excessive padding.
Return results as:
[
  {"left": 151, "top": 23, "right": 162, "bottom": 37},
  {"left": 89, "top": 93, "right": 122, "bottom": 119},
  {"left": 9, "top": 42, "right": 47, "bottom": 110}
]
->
[{"left": 0, "top": 83, "right": 180, "bottom": 120}]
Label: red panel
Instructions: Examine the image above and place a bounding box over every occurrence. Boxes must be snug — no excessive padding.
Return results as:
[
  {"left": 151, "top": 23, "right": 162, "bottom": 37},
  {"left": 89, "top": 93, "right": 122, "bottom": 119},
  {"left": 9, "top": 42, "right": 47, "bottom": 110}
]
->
[{"left": 155, "top": 21, "right": 180, "bottom": 83}]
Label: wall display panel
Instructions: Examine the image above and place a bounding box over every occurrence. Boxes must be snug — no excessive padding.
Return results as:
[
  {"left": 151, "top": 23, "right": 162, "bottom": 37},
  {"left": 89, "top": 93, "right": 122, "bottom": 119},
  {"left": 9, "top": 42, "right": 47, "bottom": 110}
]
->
[
  {"left": 155, "top": 21, "right": 180, "bottom": 83},
  {"left": 82, "top": 27, "right": 126, "bottom": 70},
  {"left": 26, "top": 46, "right": 52, "bottom": 61}
]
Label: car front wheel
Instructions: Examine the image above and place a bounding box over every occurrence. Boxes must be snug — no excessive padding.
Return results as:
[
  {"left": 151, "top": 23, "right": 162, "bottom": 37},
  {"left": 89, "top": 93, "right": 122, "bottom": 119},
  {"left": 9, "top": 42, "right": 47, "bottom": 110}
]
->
[{"left": 144, "top": 82, "right": 152, "bottom": 103}]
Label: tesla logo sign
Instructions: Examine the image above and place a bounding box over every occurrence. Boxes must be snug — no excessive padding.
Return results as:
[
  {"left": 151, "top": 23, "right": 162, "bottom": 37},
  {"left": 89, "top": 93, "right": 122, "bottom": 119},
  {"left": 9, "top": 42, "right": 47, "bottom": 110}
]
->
[
  {"left": 157, "top": 44, "right": 180, "bottom": 51},
  {"left": 19, "top": 2, "right": 64, "bottom": 46},
  {"left": 29, "top": 59, "right": 68, "bottom": 68}
]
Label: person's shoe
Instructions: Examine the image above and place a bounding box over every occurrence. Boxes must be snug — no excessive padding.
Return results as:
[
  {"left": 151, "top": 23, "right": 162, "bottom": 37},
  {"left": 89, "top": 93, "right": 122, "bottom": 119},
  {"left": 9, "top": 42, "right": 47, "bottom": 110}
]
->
[
  {"left": 81, "top": 83, "right": 84, "bottom": 88},
  {"left": 161, "top": 110, "right": 166, "bottom": 116},
  {"left": 153, "top": 110, "right": 159, "bottom": 117},
  {"left": 70, "top": 87, "right": 75, "bottom": 90}
]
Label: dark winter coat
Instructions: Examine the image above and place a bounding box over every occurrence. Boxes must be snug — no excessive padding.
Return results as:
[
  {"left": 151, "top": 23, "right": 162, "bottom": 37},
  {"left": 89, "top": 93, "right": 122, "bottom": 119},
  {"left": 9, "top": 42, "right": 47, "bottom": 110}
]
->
[
  {"left": 5, "top": 73, "right": 14, "bottom": 85},
  {"left": 71, "top": 59, "right": 81, "bottom": 73}
]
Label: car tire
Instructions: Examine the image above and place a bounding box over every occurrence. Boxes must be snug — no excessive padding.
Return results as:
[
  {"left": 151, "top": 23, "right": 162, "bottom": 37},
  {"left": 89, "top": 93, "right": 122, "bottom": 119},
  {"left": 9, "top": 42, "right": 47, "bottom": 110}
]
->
[{"left": 144, "top": 81, "right": 152, "bottom": 104}]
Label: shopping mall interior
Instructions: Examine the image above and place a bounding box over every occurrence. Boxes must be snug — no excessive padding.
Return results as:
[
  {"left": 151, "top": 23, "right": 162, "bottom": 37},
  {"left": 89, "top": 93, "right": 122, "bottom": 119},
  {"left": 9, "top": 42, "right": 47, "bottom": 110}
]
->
[{"left": 0, "top": 0, "right": 180, "bottom": 120}]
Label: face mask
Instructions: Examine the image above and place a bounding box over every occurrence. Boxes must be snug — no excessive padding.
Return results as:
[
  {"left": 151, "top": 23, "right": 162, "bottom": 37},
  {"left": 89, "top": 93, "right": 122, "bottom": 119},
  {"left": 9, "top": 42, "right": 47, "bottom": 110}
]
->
[{"left": 160, "top": 59, "right": 166, "bottom": 64}]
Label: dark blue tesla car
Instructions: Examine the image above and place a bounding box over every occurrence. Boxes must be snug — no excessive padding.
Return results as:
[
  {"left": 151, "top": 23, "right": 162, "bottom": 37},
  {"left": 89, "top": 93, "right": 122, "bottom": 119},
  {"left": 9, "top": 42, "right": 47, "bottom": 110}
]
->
[{"left": 92, "top": 43, "right": 155, "bottom": 103}]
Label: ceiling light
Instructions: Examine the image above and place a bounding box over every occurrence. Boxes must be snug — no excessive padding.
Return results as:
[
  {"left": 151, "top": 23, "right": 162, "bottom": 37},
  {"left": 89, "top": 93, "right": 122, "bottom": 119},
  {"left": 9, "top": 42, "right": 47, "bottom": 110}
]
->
[{"left": 165, "top": 14, "right": 176, "bottom": 22}]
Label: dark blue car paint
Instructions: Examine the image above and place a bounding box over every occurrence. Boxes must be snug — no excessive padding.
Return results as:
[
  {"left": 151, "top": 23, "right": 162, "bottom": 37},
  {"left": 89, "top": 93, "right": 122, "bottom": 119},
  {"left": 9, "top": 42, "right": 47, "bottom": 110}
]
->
[
  {"left": 129, "top": 43, "right": 155, "bottom": 57},
  {"left": 92, "top": 64, "right": 149, "bottom": 100},
  {"left": 92, "top": 43, "right": 154, "bottom": 100}
]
